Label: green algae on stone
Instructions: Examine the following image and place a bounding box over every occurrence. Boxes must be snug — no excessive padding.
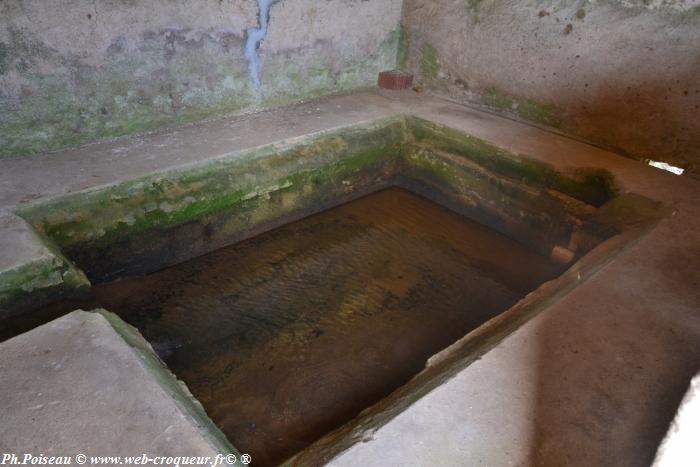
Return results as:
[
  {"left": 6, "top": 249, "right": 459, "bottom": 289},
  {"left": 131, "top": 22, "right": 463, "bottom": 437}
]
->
[
  {"left": 465, "top": 0, "right": 483, "bottom": 22},
  {"left": 406, "top": 116, "right": 617, "bottom": 206},
  {"left": 396, "top": 24, "right": 410, "bottom": 69},
  {"left": 0, "top": 59, "right": 254, "bottom": 159},
  {"left": 18, "top": 117, "right": 410, "bottom": 255},
  {"left": 420, "top": 43, "right": 440, "bottom": 80},
  {"left": 400, "top": 144, "right": 601, "bottom": 257},
  {"left": 0, "top": 249, "right": 89, "bottom": 320},
  {"left": 481, "top": 86, "right": 514, "bottom": 113},
  {"left": 76, "top": 158, "right": 396, "bottom": 282},
  {"left": 17, "top": 114, "right": 617, "bottom": 263},
  {"left": 8, "top": 114, "right": 628, "bottom": 312},
  {"left": 235, "top": 26, "right": 400, "bottom": 112},
  {"left": 480, "top": 86, "right": 564, "bottom": 129},
  {"left": 0, "top": 42, "right": 8, "bottom": 75},
  {"left": 0, "top": 22, "right": 402, "bottom": 160}
]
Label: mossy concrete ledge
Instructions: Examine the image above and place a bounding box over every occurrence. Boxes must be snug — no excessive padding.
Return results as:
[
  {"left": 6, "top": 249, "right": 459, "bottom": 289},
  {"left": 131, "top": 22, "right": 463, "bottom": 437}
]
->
[
  {"left": 2, "top": 114, "right": 626, "bottom": 317},
  {"left": 17, "top": 116, "right": 410, "bottom": 283},
  {"left": 0, "top": 309, "right": 239, "bottom": 458},
  {"left": 0, "top": 214, "right": 89, "bottom": 321}
]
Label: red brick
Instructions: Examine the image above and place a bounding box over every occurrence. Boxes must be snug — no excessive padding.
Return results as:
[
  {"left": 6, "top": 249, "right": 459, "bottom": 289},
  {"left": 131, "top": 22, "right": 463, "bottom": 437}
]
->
[{"left": 377, "top": 70, "right": 414, "bottom": 90}]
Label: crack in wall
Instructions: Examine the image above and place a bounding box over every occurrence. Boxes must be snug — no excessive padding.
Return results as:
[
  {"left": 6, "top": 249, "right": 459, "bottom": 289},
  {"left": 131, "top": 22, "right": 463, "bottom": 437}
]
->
[{"left": 244, "top": 0, "right": 276, "bottom": 90}]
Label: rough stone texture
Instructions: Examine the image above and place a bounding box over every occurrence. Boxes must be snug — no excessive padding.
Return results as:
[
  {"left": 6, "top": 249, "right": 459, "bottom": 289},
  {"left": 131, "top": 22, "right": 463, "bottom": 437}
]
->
[
  {"left": 0, "top": 214, "right": 89, "bottom": 320},
  {"left": 0, "top": 214, "right": 54, "bottom": 276},
  {"left": 0, "top": 0, "right": 402, "bottom": 158},
  {"left": 0, "top": 309, "right": 237, "bottom": 458},
  {"left": 401, "top": 0, "right": 700, "bottom": 175}
]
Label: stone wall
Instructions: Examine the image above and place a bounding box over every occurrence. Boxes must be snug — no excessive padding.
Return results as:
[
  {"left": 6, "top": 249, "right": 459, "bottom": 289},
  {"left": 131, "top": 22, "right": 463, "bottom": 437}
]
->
[
  {"left": 0, "top": 0, "right": 402, "bottom": 158},
  {"left": 401, "top": 0, "right": 700, "bottom": 175}
]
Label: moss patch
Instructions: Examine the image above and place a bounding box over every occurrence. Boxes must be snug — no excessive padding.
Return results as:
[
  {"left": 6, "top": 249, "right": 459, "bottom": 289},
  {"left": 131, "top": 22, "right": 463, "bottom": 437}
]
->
[
  {"left": 396, "top": 24, "right": 410, "bottom": 69},
  {"left": 0, "top": 248, "right": 89, "bottom": 320},
  {"left": 480, "top": 85, "right": 564, "bottom": 128},
  {"left": 5, "top": 114, "right": 629, "bottom": 318},
  {"left": 17, "top": 115, "right": 618, "bottom": 259},
  {"left": 465, "top": 0, "right": 483, "bottom": 22},
  {"left": 407, "top": 116, "right": 616, "bottom": 206},
  {"left": 0, "top": 25, "right": 401, "bottom": 159},
  {"left": 0, "top": 42, "right": 8, "bottom": 75},
  {"left": 420, "top": 43, "right": 440, "bottom": 80},
  {"left": 18, "top": 117, "right": 409, "bottom": 253}
]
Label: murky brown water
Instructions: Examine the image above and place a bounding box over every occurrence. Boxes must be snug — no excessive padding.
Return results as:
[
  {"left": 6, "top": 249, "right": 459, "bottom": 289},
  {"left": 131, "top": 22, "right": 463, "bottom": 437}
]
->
[{"left": 20, "top": 188, "right": 562, "bottom": 465}]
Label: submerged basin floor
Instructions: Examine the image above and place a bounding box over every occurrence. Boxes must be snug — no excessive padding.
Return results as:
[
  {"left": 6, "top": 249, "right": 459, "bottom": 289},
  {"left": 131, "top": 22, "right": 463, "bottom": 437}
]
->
[{"left": 58, "top": 188, "right": 562, "bottom": 465}]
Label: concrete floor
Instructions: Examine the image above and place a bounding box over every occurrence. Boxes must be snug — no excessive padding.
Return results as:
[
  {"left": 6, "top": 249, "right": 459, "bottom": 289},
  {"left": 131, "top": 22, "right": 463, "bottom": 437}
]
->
[
  {"left": 0, "top": 310, "right": 236, "bottom": 460},
  {"left": 1, "top": 90, "right": 699, "bottom": 466}
]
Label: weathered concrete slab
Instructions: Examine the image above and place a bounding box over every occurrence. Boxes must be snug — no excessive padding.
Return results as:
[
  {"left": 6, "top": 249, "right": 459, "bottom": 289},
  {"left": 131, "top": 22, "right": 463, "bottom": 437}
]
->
[
  {"left": 0, "top": 214, "right": 53, "bottom": 275},
  {"left": 0, "top": 309, "right": 236, "bottom": 458},
  {"left": 0, "top": 214, "right": 88, "bottom": 320}
]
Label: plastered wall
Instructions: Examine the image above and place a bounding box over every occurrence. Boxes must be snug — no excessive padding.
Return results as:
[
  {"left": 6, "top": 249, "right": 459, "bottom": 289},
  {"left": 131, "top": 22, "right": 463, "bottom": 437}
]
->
[
  {"left": 0, "top": 0, "right": 402, "bottom": 157},
  {"left": 402, "top": 0, "right": 700, "bottom": 175}
]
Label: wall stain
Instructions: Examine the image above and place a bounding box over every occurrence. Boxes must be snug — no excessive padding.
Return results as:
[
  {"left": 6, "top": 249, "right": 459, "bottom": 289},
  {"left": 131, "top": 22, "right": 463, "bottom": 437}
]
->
[{"left": 420, "top": 42, "right": 439, "bottom": 80}]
